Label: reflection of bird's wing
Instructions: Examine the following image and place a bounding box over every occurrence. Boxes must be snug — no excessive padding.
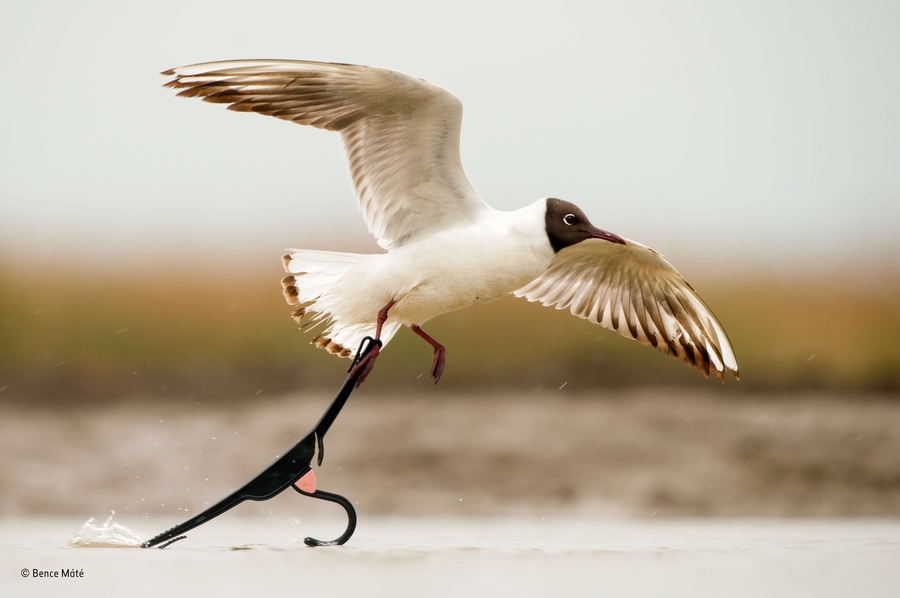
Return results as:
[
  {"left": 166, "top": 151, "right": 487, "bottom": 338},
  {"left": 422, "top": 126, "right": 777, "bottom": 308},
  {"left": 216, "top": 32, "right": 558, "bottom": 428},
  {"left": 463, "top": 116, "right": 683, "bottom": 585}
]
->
[
  {"left": 514, "top": 238, "right": 739, "bottom": 381},
  {"left": 163, "top": 60, "right": 489, "bottom": 250}
]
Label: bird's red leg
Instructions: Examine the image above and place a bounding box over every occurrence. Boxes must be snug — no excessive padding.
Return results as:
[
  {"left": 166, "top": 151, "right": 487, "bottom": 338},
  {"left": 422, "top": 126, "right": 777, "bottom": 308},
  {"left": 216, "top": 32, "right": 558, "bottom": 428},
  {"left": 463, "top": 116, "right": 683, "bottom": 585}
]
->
[
  {"left": 350, "top": 299, "right": 395, "bottom": 387},
  {"left": 411, "top": 325, "right": 446, "bottom": 384}
]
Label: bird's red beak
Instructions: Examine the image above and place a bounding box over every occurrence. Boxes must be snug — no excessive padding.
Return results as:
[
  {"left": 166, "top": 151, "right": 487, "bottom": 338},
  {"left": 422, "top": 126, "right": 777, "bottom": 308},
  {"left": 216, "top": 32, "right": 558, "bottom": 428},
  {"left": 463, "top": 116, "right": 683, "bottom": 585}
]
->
[{"left": 588, "top": 227, "right": 626, "bottom": 245}]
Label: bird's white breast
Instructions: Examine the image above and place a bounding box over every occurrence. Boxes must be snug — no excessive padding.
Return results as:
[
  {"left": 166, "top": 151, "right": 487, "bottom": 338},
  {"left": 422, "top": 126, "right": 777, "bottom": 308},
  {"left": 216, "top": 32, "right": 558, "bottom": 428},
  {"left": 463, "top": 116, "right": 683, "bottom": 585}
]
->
[{"left": 340, "top": 200, "right": 554, "bottom": 326}]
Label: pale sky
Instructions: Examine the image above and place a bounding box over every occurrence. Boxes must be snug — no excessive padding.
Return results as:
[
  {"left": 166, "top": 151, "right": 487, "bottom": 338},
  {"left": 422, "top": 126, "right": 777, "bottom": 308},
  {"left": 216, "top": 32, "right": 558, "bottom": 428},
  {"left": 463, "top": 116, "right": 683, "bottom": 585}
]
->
[{"left": 1, "top": 0, "right": 898, "bottom": 275}]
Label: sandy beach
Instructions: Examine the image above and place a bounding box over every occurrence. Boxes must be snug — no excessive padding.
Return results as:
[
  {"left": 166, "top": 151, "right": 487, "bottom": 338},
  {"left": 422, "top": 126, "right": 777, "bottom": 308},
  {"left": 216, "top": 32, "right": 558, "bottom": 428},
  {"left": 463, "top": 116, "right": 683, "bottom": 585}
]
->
[
  {"left": 2, "top": 516, "right": 899, "bottom": 597},
  {"left": 2, "top": 389, "right": 899, "bottom": 595}
]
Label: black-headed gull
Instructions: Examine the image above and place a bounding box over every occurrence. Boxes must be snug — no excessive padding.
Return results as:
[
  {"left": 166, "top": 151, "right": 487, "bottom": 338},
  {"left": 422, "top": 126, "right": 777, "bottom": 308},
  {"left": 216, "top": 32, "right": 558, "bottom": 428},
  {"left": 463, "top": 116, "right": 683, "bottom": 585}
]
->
[{"left": 163, "top": 60, "right": 739, "bottom": 385}]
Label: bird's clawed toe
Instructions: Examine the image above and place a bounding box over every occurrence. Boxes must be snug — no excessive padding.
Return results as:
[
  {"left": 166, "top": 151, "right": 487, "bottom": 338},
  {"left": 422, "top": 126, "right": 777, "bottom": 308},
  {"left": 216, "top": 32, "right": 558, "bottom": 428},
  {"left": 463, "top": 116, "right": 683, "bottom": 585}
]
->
[
  {"left": 430, "top": 346, "right": 446, "bottom": 384},
  {"left": 350, "top": 344, "right": 381, "bottom": 387}
]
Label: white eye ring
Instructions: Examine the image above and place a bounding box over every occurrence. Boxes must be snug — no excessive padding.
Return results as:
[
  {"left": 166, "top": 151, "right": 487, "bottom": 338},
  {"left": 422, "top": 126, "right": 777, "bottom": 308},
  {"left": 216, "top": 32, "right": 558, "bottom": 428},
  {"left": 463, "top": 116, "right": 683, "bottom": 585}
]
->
[{"left": 563, "top": 214, "right": 577, "bottom": 226}]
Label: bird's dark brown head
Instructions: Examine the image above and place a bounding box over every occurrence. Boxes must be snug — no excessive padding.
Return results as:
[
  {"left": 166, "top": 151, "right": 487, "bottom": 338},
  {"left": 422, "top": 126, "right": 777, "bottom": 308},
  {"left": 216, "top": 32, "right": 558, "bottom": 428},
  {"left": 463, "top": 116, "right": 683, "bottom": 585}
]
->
[{"left": 544, "top": 198, "right": 626, "bottom": 253}]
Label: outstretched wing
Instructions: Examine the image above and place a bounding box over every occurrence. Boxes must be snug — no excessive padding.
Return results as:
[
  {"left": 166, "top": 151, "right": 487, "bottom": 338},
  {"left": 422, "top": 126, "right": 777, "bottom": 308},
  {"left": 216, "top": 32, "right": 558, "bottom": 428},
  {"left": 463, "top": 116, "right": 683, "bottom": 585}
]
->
[
  {"left": 163, "top": 60, "right": 489, "bottom": 249},
  {"left": 514, "top": 238, "right": 739, "bottom": 381}
]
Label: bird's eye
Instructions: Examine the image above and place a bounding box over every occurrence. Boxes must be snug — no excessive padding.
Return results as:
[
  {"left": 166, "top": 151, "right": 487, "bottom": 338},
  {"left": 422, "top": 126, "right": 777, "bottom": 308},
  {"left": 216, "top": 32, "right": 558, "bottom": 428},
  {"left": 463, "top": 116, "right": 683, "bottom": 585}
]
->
[{"left": 563, "top": 214, "right": 578, "bottom": 226}]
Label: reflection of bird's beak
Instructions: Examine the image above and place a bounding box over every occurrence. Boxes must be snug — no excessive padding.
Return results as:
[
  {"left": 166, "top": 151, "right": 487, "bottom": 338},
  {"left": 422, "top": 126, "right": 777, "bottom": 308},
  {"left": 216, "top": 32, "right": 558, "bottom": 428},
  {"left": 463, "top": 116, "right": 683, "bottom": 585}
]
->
[{"left": 588, "top": 227, "right": 626, "bottom": 245}]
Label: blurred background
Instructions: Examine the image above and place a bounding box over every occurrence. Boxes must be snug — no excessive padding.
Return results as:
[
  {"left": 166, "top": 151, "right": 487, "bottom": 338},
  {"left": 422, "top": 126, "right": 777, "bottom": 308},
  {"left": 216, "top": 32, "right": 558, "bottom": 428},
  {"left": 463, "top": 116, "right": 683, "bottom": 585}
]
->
[{"left": 1, "top": 0, "right": 898, "bottom": 520}]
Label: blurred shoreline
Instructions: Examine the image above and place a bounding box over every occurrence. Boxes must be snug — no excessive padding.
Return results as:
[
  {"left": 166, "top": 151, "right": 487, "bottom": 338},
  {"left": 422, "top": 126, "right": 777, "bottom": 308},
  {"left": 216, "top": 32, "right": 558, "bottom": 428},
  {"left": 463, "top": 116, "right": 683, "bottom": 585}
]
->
[
  {"left": 3, "top": 257, "right": 898, "bottom": 520},
  {"left": 2, "top": 258, "right": 899, "bottom": 402},
  {"left": 2, "top": 389, "right": 898, "bottom": 518}
]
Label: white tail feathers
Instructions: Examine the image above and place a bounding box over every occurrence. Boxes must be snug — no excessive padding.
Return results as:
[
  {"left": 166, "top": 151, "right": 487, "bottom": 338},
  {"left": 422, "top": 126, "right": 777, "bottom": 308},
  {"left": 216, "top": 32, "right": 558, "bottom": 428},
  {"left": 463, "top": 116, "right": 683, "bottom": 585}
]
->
[
  {"left": 281, "top": 249, "right": 400, "bottom": 357},
  {"left": 282, "top": 249, "right": 368, "bottom": 303}
]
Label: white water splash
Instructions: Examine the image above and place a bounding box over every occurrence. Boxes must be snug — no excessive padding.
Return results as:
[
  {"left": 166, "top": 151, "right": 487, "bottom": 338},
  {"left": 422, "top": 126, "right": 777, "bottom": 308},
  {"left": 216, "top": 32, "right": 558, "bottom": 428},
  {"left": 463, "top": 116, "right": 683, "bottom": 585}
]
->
[{"left": 70, "top": 512, "right": 145, "bottom": 548}]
